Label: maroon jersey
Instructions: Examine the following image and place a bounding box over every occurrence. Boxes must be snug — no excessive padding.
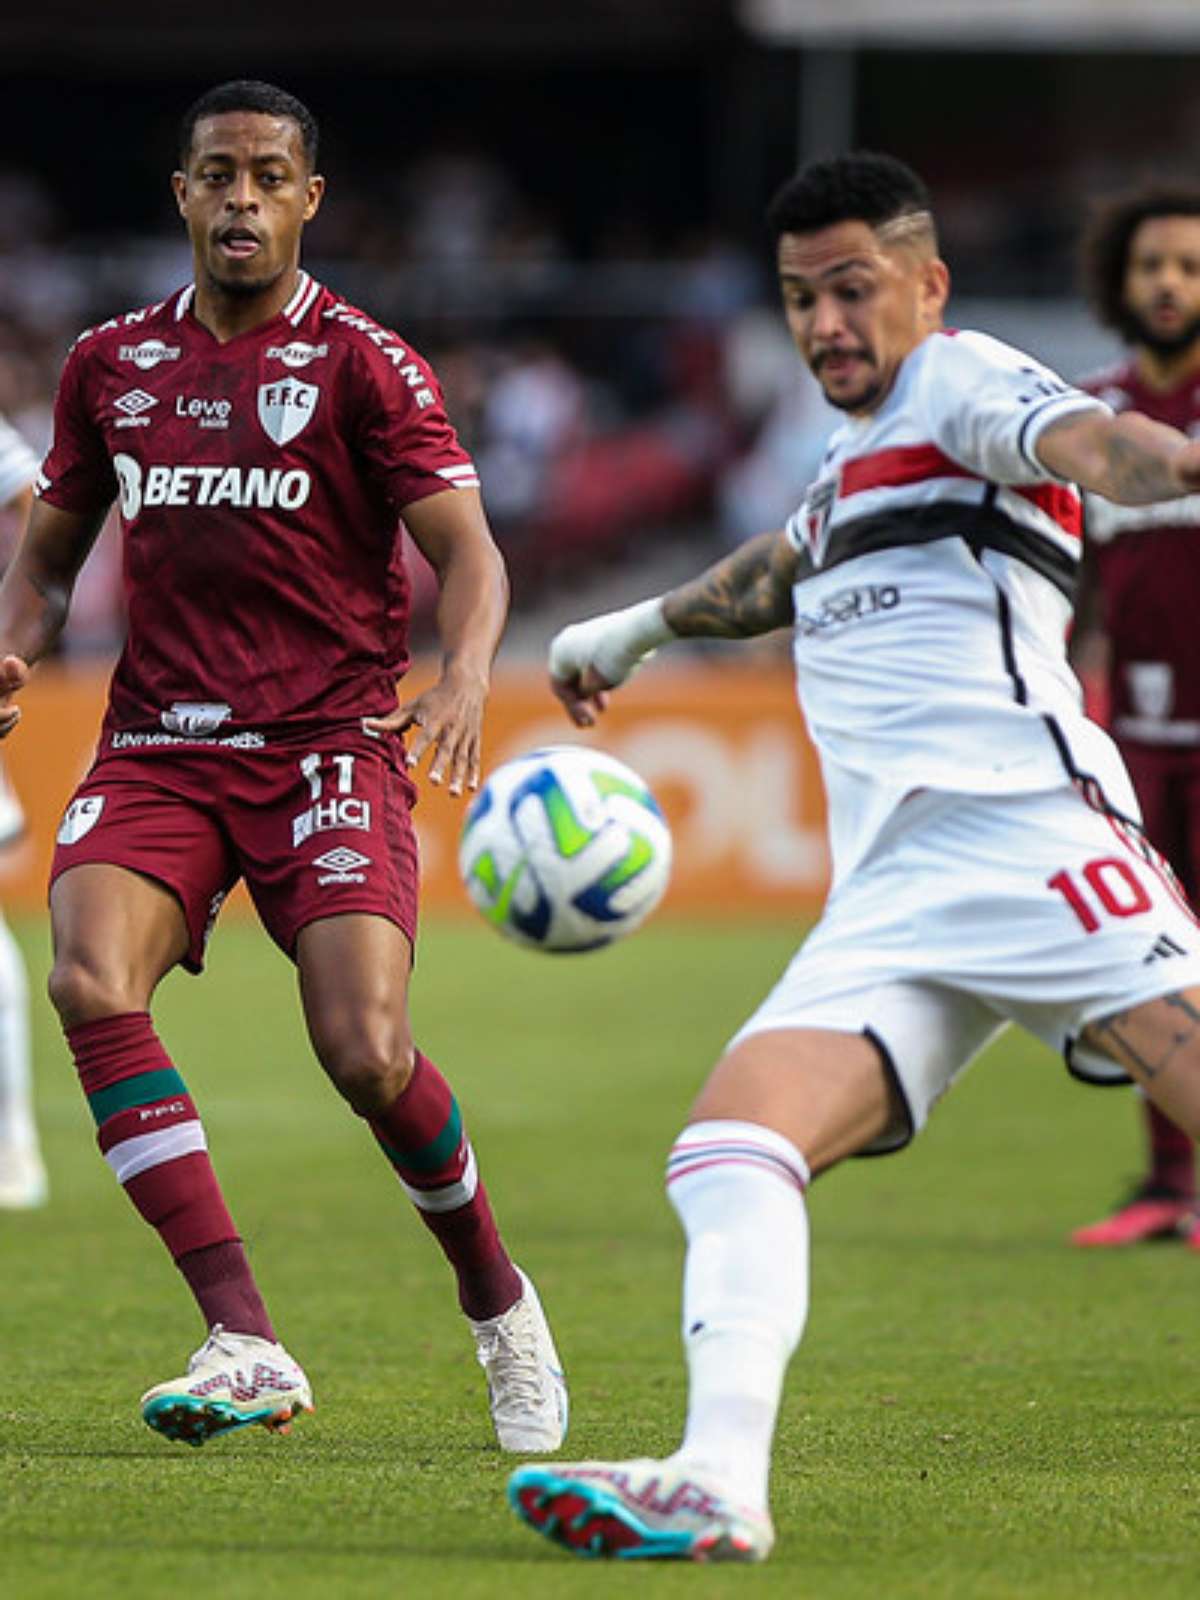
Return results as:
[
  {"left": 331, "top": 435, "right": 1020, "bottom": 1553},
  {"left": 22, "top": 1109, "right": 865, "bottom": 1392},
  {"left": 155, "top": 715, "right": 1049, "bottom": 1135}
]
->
[
  {"left": 37, "top": 272, "right": 480, "bottom": 743},
  {"left": 1080, "top": 360, "right": 1200, "bottom": 747}
]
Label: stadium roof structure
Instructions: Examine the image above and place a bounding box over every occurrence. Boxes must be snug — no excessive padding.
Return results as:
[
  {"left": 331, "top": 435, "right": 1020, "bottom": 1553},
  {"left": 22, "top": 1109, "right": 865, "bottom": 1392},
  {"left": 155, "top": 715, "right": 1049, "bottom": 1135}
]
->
[
  {"left": 0, "top": 0, "right": 735, "bottom": 62},
  {"left": 741, "top": 0, "right": 1200, "bottom": 49}
]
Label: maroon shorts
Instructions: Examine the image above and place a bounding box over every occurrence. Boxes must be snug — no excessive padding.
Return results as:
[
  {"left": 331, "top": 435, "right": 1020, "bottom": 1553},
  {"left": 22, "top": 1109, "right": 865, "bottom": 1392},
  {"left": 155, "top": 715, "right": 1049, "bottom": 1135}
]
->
[
  {"left": 1119, "top": 741, "right": 1200, "bottom": 904},
  {"left": 50, "top": 727, "right": 419, "bottom": 972}
]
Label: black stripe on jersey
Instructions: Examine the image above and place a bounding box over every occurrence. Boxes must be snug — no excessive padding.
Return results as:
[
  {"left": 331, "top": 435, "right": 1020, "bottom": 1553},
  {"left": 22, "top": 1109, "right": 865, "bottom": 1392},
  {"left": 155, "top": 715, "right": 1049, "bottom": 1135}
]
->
[
  {"left": 855, "top": 1028, "right": 916, "bottom": 1157},
  {"left": 1045, "top": 710, "right": 1199, "bottom": 930},
  {"left": 962, "top": 489, "right": 1031, "bottom": 705},
  {"left": 1016, "top": 392, "right": 1087, "bottom": 471},
  {"left": 991, "top": 580, "right": 1028, "bottom": 705},
  {"left": 1041, "top": 714, "right": 1142, "bottom": 831},
  {"left": 791, "top": 503, "right": 1078, "bottom": 599}
]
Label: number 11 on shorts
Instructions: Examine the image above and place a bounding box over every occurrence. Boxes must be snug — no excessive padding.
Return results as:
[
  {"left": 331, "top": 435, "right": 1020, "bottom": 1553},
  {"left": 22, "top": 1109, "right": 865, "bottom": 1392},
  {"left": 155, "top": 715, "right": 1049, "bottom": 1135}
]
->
[
  {"left": 300, "top": 752, "right": 356, "bottom": 800},
  {"left": 1047, "top": 857, "right": 1152, "bottom": 934}
]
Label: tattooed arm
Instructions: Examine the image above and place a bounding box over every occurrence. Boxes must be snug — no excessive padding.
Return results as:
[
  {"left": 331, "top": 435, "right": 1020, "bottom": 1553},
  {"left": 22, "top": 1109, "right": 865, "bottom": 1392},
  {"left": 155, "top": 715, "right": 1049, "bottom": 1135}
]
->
[
  {"left": 662, "top": 531, "right": 799, "bottom": 638},
  {"left": 548, "top": 531, "right": 799, "bottom": 726},
  {"left": 1036, "top": 408, "right": 1200, "bottom": 505}
]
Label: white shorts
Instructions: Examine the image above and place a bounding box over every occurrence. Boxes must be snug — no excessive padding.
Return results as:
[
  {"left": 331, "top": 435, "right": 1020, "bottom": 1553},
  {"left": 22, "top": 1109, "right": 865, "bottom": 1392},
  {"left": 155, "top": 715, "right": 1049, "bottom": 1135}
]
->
[{"left": 731, "top": 783, "right": 1200, "bottom": 1154}]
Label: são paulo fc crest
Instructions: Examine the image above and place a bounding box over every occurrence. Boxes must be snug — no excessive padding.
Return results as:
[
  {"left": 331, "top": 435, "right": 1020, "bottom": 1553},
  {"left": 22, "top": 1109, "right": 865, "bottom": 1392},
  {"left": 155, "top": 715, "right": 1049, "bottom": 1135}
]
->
[
  {"left": 801, "top": 475, "right": 838, "bottom": 565},
  {"left": 257, "top": 374, "right": 319, "bottom": 446}
]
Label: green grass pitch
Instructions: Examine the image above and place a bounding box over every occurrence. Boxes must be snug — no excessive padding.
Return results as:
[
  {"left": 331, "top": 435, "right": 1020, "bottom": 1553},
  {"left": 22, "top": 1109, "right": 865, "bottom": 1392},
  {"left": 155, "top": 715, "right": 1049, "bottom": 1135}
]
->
[{"left": 2, "top": 911, "right": 1199, "bottom": 1598}]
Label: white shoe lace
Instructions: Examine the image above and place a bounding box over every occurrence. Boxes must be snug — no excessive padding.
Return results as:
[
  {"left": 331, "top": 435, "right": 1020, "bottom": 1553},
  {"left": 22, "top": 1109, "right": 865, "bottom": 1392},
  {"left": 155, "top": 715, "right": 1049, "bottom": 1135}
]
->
[
  {"left": 188, "top": 1324, "right": 261, "bottom": 1373},
  {"left": 476, "top": 1305, "right": 548, "bottom": 1415}
]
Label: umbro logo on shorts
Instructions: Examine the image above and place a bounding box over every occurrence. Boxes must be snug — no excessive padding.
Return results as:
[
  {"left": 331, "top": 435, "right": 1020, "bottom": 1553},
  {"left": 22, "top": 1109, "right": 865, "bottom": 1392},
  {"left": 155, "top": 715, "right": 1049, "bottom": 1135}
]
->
[{"left": 313, "top": 846, "right": 371, "bottom": 886}]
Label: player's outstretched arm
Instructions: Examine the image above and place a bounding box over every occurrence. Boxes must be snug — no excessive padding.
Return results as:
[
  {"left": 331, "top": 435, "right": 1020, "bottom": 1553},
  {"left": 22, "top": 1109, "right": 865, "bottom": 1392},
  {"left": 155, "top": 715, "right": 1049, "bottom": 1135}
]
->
[
  {"left": 548, "top": 530, "right": 798, "bottom": 727},
  {"left": 1037, "top": 408, "right": 1200, "bottom": 505},
  {"left": 0, "top": 498, "right": 107, "bottom": 738},
  {"left": 364, "top": 487, "right": 508, "bottom": 796}
]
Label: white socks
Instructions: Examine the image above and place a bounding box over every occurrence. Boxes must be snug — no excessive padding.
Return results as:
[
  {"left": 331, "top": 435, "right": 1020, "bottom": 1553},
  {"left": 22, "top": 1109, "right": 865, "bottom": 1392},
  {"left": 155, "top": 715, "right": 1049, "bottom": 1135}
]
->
[
  {"left": 0, "top": 910, "right": 36, "bottom": 1152},
  {"left": 665, "top": 1118, "right": 811, "bottom": 1511}
]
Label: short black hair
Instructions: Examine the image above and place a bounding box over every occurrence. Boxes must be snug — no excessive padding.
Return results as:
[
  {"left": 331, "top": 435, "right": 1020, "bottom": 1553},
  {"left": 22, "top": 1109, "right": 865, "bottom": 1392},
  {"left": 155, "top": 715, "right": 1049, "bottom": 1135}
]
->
[
  {"left": 767, "top": 151, "right": 933, "bottom": 243},
  {"left": 1081, "top": 183, "right": 1200, "bottom": 335},
  {"left": 178, "top": 79, "right": 319, "bottom": 169}
]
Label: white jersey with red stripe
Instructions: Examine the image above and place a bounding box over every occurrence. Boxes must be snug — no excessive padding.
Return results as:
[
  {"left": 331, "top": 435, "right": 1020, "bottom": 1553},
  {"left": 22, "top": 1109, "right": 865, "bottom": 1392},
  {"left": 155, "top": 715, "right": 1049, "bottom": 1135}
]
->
[{"left": 783, "top": 327, "right": 1119, "bottom": 886}]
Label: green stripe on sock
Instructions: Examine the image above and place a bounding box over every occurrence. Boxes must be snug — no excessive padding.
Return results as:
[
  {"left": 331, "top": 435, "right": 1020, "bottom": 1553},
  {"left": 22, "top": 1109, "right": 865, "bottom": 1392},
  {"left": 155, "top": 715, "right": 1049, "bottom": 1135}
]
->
[
  {"left": 87, "top": 1068, "right": 189, "bottom": 1126},
  {"left": 380, "top": 1100, "right": 464, "bottom": 1174}
]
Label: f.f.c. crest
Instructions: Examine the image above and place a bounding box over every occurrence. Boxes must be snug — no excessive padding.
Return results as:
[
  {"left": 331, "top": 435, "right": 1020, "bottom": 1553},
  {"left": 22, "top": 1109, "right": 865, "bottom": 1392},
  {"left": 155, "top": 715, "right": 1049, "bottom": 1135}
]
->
[{"left": 257, "top": 375, "right": 318, "bottom": 446}]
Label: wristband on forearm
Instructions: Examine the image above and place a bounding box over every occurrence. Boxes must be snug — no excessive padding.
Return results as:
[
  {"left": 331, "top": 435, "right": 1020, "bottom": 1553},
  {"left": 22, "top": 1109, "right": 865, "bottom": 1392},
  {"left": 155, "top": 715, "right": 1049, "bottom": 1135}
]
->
[{"left": 549, "top": 597, "right": 678, "bottom": 687}]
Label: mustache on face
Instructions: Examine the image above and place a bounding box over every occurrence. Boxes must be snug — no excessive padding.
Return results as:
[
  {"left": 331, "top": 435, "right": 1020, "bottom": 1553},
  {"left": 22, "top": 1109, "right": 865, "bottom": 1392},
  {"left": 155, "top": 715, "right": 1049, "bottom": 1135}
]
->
[{"left": 812, "top": 348, "right": 870, "bottom": 372}]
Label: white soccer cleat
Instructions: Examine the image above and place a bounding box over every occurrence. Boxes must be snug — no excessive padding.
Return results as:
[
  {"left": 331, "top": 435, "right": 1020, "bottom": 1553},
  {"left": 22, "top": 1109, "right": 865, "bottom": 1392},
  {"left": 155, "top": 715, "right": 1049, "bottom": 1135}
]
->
[
  {"left": 140, "top": 1324, "right": 314, "bottom": 1447},
  {"left": 470, "top": 1268, "right": 568, "bottom": 1452},
  {"left": 508, "top": 1456, "right": 775, "bottom": 1562},
  {"left": 0, "top": 1144, "right": 48, "bottom": 1209}
]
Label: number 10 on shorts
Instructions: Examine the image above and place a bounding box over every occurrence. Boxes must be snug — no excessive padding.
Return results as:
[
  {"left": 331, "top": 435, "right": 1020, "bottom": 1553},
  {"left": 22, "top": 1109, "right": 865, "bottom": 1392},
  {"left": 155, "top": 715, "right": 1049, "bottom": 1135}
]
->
[{"left": 1047, "top": 857, "right": 1152, "bottom": 933}]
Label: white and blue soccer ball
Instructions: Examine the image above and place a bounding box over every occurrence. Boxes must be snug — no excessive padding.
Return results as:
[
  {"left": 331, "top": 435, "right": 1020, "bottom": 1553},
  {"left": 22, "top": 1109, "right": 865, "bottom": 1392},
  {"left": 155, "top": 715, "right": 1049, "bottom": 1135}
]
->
[{"left": 459, "top": 745, "right": 672, "bottom": 952}]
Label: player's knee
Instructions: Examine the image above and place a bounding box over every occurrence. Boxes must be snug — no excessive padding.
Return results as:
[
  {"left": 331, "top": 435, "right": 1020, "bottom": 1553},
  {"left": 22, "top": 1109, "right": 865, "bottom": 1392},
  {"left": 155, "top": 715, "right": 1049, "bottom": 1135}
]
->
[
  {"left": 314, "top": 1015, "right": 415, "bottom": 1114},
  {"left": 47, "top": 954, "right": 134, "bottom": 1028}
]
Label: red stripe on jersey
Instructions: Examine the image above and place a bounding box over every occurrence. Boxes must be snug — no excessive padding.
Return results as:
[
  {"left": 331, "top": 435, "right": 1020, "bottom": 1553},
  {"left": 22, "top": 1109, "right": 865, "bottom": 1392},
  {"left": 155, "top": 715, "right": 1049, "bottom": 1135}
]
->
[
  {"left": 839, "top": 443, "right": 978, "bottom": 499},
  {"left": 1012, "top": 482, "right": 1082, "bottom": 539},
  {"left": 839, "top": 442, "right": 1081, "bottom": 541},
  {"left": 1102, "top": 809, "right": 1200, "bottom": 928}
]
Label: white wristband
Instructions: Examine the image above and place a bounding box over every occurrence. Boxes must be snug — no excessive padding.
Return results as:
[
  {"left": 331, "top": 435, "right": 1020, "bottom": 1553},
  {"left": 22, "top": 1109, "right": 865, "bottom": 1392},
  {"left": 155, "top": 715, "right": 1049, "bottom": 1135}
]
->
[{"left": 548, "top": 597, "right": 676, "bottom": 689}]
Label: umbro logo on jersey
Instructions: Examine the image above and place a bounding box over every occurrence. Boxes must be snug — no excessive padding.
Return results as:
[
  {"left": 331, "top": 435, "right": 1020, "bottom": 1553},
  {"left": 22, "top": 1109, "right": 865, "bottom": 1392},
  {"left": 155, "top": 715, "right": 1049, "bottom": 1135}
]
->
[
  {"left": 115, "top": 388, "right": 157, "bottom": 416},
  {"left": 114, "top": 389, "right": 158, "bottom": 428},
  {"left": 118, "top": 339, "right": 181, "bottom": 370},
  {"left": 1143, "top": 933, "right": 1188, "bottom": 964},
  {"left": 266, "top": 341, "right": 329, "bottom": 369},
  {"left": 257, "top": 375, "right": 319, "bottom": 446}
]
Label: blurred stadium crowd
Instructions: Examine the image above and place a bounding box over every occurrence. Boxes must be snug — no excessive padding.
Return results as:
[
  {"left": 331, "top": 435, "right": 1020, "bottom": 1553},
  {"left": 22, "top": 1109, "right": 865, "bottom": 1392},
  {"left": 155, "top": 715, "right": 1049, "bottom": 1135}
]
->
[
  {"left": 0, "top": 51, "right": 1175, "bottom": 657},
  {"left": 0, "top": 138, "right": 850, "bottom": 658}
]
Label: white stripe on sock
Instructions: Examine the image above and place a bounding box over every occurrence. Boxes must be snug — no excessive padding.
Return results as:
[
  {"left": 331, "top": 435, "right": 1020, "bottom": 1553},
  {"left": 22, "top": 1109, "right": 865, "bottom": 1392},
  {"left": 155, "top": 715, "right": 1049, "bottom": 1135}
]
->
[
  {"left": 401, "top": 1143, "right": 478, "bottom": 1213},
  {"left": 104, "top": 1121, "right": 207, "bottom": 1184}
]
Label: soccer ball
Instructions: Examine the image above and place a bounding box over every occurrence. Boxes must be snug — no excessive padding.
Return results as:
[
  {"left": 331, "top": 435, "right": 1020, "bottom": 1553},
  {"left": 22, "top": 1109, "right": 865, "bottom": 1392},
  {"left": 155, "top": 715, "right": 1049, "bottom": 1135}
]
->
[{"left": 459, "top": 745, "right": 672, "bottom": 952}]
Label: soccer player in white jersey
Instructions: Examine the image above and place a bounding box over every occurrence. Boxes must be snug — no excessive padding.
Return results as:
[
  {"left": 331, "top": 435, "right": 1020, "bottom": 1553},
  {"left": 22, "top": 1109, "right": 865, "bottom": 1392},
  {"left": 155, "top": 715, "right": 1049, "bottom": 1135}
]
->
[
  {"left": 0, "top": 411, "right": 47, "bottom": 1208},
  {"left": 507, "top": 153, "right": 1200, "bottom": 1563}
]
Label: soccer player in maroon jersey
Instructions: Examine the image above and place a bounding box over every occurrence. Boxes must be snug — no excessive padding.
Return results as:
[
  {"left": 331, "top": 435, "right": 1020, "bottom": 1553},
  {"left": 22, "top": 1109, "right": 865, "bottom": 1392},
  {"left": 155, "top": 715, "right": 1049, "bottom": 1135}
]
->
[
  {"left": 0, "top": 80, "right": 567, "bottom": 1449},
  {"left": 1070, "top": 186, "right": 1200, "bottom": 1249}
]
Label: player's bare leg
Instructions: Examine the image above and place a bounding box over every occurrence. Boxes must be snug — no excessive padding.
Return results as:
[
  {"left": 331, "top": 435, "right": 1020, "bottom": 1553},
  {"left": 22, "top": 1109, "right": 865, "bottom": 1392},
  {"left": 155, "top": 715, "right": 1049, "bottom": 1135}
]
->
[
  {"left": 510, "top": 1029, "right": 896, "bottom": 1560},
  {"left": 48, "top": 864, "right": 310, "bottom": 1443},
  {"left": 298, "top": 912, "right": 566, "bottom": 1450},
  {"left": 687, "top": 1026, "right": 902, "bottom": 1174},
  {"left": 1083, "top": 988, "right": 1200, "bottom": 1144}
]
